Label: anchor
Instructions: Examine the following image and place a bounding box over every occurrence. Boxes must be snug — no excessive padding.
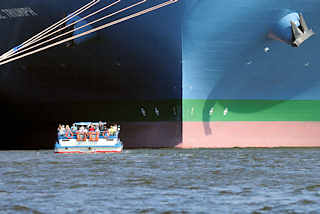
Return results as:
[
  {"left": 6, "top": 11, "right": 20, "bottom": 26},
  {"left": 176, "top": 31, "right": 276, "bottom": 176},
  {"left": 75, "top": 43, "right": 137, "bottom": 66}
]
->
[{"left": 291, "top": 13, "right": 315, "bottom": 47}]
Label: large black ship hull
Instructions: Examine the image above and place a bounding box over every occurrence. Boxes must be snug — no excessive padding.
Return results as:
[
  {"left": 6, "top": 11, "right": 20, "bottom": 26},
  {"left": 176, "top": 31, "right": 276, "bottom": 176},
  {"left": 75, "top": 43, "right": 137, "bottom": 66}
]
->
[{"left": 0, "top": 0, "right": 183, "bottom": 149}]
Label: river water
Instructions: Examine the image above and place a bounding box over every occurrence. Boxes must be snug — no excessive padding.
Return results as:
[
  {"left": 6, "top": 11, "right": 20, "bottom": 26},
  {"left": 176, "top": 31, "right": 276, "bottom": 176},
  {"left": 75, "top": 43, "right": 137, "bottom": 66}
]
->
[{"left": 0, "top": 149, "right": 320, "bottom": 214}]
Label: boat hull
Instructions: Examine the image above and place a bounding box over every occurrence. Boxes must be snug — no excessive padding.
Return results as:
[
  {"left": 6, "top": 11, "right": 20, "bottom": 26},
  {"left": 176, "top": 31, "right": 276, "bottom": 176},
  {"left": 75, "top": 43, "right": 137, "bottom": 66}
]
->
[
  {"left": 54, "top": 141, "right": 123, "bottom": 153},
  {"left": 54, "top": 145, "right": 123, "bottom": 153}
]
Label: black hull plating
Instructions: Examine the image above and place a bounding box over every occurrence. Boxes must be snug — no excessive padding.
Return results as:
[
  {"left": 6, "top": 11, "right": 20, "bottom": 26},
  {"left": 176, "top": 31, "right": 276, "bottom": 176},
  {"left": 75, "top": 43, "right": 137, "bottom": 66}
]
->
[{"left": 0, "top": 0, "right": 183, "bottom": 149}]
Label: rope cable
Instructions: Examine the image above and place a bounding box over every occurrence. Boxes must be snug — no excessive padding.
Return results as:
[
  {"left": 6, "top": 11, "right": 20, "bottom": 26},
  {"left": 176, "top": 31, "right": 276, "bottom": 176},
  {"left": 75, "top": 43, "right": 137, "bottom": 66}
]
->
[
  {"left": 17, "top": 0, "right": 121, "bottom": 53},
  {"left": 0, "top": 0, "right": 144, "bottom": 62},
  {"left": 0, "top": 0, "right": 178, "bottom": 66},
  {"left": 0, "top": 0, "right": 100, "bottom": 59}
]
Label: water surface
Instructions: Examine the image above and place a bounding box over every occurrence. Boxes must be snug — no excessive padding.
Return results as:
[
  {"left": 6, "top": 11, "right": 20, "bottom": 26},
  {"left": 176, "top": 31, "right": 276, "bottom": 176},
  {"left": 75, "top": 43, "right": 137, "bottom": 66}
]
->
[{"left": 0, "top": 149, "right": 320, "bottom": 213}]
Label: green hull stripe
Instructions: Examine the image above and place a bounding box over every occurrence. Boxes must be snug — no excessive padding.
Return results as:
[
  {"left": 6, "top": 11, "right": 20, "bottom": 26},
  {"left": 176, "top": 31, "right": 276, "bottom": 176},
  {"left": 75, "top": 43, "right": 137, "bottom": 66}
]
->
[{"left": 183, "top": 99, "right": 320, "bottom": 122}]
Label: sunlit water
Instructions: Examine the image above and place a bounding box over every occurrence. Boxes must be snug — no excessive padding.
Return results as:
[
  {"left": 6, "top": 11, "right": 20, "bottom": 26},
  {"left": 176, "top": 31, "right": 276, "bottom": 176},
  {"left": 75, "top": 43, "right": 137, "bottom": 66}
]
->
[{"left": 1, "top": 149, "right": 320, "bottom": 213}]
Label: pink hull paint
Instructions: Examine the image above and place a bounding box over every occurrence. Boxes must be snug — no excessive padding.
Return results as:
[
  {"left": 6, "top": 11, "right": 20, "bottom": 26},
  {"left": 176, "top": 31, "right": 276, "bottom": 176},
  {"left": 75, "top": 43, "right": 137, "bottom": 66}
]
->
[{"left": 178, "top": 122, "right": 320, "bottom": 148}]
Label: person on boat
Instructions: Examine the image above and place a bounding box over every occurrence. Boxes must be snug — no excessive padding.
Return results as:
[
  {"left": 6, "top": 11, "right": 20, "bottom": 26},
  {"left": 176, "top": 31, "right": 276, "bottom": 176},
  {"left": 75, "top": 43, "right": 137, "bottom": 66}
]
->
[
  {"left": 71, "top": 123, "right": 77, "bottom": 132},
  {"left": 102, "top": 128, "right": 109, "bottom": 138},
  {"left": 84, "top": 126, "right": 89, "bottom": 138},
  {"left": 57, "top": 124, "right": 63, "bottom": 136},
  {"left": 79, "top": 125, "right": 87, "bottom": 135},
  {"left": 65, "top": 125, "right": 73, "bottom": 139},
  {"left": 60, "top": 125, "right": 66, "bottom": 136},
  {"left": 102, "top": 125, "right": 108, "bottom": 137},
  {"left": 109, "top": 126, "right": 116, "bottom": 136},
  {"left": 99, "top": 121, "right": 104, "bottom": 132},
  {"left": 77, "top": 126, "right": 87, "bottom": 141},
  {"left": 89, "top": 125, "right": 95, "bottom": 132}
]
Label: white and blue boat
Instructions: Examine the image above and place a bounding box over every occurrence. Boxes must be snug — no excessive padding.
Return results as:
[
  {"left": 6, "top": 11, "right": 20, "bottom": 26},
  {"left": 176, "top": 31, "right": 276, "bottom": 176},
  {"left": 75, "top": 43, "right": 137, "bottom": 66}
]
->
[{"left": 55, "top": 122, "right": 123, "bottom": 153}]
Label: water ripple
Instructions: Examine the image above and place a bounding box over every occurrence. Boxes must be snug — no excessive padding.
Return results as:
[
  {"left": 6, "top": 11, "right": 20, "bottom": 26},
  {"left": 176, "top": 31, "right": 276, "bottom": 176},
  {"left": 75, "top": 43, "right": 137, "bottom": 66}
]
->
[{"left": 0, "top": 149, "right": 320, "bottom": 213}]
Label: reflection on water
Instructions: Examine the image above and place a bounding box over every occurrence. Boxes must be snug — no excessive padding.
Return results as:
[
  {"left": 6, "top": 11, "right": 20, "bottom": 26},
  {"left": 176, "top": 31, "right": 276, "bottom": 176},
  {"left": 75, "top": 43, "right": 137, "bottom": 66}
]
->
[{"left": 0, "top": 149, "right": 320, "bottom": 213}]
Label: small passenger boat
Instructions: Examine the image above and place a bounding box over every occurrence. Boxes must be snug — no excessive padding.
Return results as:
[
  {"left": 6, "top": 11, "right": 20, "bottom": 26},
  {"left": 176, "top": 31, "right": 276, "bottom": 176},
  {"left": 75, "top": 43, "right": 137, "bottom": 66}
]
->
[{"left": 55, "top": 122, "right": 123, "bottom": 153}]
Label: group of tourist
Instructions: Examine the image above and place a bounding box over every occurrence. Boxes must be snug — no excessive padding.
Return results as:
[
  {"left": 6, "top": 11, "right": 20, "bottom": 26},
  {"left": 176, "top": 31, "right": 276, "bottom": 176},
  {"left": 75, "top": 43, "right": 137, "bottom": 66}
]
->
[{"left": 57, "top": 122, "right": 119, "bottom": 138}]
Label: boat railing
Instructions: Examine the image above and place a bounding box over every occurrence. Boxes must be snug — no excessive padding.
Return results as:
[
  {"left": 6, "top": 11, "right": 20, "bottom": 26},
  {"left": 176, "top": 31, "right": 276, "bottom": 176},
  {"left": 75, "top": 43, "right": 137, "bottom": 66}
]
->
[{"left": 58, "top": 130, "right": 119, "bottom": 141}]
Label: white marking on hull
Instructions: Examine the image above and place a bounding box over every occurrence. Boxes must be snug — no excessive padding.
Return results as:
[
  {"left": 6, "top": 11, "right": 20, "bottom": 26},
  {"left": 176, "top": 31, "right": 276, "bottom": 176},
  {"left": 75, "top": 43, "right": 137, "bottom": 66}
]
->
[
  {"left": 223, "top": 107, "right": 228, "bottom": 116},
  {"left": 0, "top": 8, "right": 37, "bottom": 19}
]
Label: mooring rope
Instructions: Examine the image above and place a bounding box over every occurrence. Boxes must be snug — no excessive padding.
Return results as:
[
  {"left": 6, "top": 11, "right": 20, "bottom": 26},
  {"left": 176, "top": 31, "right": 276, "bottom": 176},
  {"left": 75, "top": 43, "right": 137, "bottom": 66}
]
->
[
  {"left": 0, "top": 0, "right": 178, "bottom": 66},
  {"left": 0, "top": 0, "right": 100, "bottom": 60},
  {"left": 16, "top": 0, "right": 121, "bottom": 53},
  {"left": 0, "top": 0, "right": 145, "bottom": 62}
]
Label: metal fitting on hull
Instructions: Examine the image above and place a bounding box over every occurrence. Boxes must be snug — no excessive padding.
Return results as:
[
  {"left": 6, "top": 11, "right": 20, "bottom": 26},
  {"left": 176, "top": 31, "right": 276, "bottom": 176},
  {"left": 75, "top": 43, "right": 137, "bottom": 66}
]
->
[
  {"left": 270, "top": 12, "right": 315, "bottom": 47},
  {"left": 291, "top": 13, "right": 315, "bottom": 47}
]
